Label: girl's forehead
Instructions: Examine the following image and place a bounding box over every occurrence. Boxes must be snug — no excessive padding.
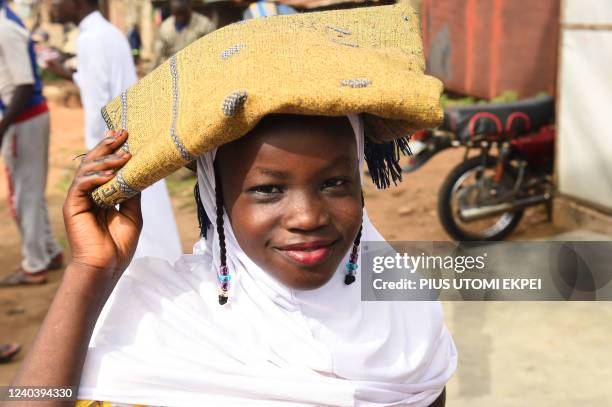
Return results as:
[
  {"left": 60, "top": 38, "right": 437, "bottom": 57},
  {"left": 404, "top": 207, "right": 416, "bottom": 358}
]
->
[
  {"left": 220, "top": 115, "right": 357, "bottom": 159},
  {"left": 215, "top": 115, "right": 359, "bottom": 175}
]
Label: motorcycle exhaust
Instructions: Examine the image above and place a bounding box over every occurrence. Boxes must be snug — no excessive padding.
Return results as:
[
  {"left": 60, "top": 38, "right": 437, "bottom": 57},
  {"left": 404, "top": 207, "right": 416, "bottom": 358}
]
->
[{"left": 460, "top": 194, "right": 551, "bottom": 222}]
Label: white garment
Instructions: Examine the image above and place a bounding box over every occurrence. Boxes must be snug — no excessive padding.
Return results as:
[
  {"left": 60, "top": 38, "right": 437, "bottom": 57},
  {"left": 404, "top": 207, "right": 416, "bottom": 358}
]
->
[
  {"left": 78, "top": 115, "right": 457, "bottom": 406},
  {"left": 72, "top": 11, "right": 182, "bottom": 263},
  {"left": 0, "top": 7, "right": 33, "bottom": 106},
  {"left": 1, "top": 112, "right": 62, "bottom": 272},
  {"left": 73, "top": 11, "right": 136, "bottom": 150}
]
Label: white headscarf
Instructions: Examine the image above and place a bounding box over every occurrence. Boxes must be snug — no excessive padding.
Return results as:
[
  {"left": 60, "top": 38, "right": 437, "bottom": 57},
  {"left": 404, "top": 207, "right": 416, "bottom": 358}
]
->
[{"left": 78, "top": 115, "right": 457, "bottom": 406}]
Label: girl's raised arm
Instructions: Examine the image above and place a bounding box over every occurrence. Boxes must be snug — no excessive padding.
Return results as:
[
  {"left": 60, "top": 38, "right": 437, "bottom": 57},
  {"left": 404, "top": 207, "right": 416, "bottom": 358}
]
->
[{"left": 7, "top": 130, "right": 142, "bottom": 407}]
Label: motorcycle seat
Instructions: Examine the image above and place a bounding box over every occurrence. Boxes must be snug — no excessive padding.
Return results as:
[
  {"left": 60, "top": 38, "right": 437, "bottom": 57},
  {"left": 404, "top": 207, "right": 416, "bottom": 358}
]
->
[{"left": 441, "top": 96, "right": 555, "bottom": 141}]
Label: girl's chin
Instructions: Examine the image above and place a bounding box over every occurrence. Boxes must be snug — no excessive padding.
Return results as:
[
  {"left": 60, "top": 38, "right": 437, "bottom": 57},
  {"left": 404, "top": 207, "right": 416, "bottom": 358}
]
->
[
  {"left": 259, "top": 250, "right": 345, "bottom": 289},
  {"left": 275, "top": 264, "right": 339, "bottom": 290}
]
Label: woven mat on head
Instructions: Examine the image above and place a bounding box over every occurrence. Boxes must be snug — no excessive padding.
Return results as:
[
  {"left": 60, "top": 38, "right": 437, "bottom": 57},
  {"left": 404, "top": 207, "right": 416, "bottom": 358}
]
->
[{"left": 92, "top": 2, "right": 443, "bottom": 207}]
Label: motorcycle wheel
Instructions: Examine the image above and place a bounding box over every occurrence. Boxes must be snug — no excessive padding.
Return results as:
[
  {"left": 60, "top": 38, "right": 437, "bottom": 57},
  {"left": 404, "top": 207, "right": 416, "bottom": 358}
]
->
[{"left": 437, "top": 156, "right": 524, "bottom": 241}]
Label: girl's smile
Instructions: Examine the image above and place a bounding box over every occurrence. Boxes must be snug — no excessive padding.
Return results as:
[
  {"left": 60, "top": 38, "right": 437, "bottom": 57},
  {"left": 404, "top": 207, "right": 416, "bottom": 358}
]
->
[
  {"left": 274, "top": 239, "right": 339, "bottom": 267},
  {"left": 216, "top": 114, "right": 362, "bottom": 290}
]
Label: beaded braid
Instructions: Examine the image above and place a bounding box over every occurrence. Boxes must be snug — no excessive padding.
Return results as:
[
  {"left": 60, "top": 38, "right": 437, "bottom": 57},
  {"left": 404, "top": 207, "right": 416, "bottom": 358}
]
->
[
  {"left": 345, "top": 190, "right": 365, "bottom": 285},
  {"left": 215, "top": 178, "right": 231, "bottom": 305}
]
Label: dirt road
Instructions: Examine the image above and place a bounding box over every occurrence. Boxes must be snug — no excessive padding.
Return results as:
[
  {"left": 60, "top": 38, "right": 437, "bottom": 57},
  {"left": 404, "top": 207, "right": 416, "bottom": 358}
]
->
[{"left": 1, "top": 104, "right": 611, "bottom": 406}]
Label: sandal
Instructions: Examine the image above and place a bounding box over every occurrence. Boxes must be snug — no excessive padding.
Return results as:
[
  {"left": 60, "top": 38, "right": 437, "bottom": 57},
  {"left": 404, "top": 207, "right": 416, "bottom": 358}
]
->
[
  {"left": 0, "top": 268, "right": 48, "bottom": 286},
  {"left": 0, "top": 343, "right": 21, "bottom": 363}
]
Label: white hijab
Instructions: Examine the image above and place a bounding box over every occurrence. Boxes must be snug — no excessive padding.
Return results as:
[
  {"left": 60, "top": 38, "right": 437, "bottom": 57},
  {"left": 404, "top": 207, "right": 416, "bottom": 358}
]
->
[{"left": 78, "top": 115, "right": 457, "bottom": 406}]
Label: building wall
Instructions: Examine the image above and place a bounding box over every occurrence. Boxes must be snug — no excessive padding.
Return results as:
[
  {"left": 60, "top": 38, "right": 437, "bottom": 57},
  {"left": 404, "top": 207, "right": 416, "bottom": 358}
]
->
[
  {"left": 420, "top": 0, "right": 560, "bottom": 99},
  {"left": 557, "top": 0, "right": 612, "bottom": 211},
  {"left": 106, "top": 0, "right": 156, "bottom": 61}
]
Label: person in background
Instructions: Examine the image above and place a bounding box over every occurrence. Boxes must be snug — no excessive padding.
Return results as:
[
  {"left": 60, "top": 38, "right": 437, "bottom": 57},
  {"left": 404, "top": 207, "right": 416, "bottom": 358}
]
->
[
  {"left": 127, "top": 23, "right": 141, "bottom": 64},
  {"left": 0, "top": 0, "right": 63, "bottom": 286},
  {"left": 242, "top": 0, "right": 296, "bottom": 19},
  {"left": 47, "top": 0, "right": 136, "bottom": 151},
  {"left": 46, "top": 0, "right": 183, "bottom": 263},
  {"left": 152, "top": 0, "right": 215, "bottom": 69}
]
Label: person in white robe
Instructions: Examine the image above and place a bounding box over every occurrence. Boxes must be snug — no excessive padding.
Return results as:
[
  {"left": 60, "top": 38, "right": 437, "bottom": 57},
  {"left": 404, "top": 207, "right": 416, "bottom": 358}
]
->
[{"left": 47, "top": 0, "right": 182, "bottom": 262}]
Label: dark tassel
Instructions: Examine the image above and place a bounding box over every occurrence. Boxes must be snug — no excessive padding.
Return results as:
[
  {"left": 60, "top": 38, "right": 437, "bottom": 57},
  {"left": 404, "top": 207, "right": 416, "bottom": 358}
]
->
[
  {"left": 364, "top": 136, "right": 412, "bottom": 189},
  {"left": 194, "top": 182, "right": 212, "bottom": 238}
]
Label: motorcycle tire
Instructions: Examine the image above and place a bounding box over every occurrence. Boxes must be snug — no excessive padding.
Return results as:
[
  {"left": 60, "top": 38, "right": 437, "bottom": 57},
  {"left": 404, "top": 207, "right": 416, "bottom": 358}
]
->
[{"left": 437, "top": 156, "right": 524, "bottom": 241}]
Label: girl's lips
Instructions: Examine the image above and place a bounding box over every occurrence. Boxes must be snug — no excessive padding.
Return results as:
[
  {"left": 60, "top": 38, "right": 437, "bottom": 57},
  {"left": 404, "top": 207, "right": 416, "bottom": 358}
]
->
[{"left": 276, "top": 240, "right": 336, "bottom": 266}]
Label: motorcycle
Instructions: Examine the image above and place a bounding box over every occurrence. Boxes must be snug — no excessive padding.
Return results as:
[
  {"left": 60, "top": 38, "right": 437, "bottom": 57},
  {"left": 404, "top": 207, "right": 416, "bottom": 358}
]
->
[{"left": 404, "top": 96, "right": 556, "bottom": 241}]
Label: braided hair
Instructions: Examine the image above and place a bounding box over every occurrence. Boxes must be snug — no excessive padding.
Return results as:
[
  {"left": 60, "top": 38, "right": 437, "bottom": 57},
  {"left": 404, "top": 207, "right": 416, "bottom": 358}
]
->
[{"left": 344, "top": 189, "right": 364, "bottom": 285}]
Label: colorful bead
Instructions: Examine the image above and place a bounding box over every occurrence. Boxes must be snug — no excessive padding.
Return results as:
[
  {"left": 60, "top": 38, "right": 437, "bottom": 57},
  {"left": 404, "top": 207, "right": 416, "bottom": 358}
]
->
[
  {"left": 345, "top": 242, "right": 359, "bottom": 285},
  {"left": 217, "top": 264, "right": 231, "bottom": 305},
  {"left": 218, "top": 274, "right": 232, "bottom": 282}
]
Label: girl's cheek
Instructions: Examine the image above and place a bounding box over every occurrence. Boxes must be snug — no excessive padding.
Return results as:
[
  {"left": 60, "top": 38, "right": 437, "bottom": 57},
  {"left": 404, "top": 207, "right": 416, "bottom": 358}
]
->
[
  {"left": 330, "top": 195, "right": 361, "bottom": 219},
  {"left": 231, "top": 201, "right": 280, "bottom": 243},
  {"left": 333, "top": 202, "right": 362, "bottom": 238}
]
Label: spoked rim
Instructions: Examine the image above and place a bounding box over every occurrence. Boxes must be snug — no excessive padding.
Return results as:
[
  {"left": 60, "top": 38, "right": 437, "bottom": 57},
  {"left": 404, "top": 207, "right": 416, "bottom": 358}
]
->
[{"left": 449, "top": 166, "right": 516, "bottom": 239}]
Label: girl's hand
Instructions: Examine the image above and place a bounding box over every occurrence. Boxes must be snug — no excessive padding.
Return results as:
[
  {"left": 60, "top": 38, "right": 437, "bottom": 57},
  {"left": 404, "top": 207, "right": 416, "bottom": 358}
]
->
[{"left": 62, "top": 130, "right": 142, "bottom": 287}]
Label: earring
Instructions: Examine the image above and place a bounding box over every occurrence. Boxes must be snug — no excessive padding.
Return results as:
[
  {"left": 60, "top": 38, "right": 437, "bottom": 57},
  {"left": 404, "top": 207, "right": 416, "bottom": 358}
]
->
[
  {"left": 345, "top": 190, "right": 364, "bottom": 285},
  {"left": 215, "top": 179, "right": 231, "bottom": 305}
]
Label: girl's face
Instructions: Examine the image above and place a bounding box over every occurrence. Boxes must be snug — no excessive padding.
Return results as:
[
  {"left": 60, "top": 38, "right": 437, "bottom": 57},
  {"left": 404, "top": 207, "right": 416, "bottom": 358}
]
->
[{"left": 216, "top": 115, "right": 362, "bottom": 290}]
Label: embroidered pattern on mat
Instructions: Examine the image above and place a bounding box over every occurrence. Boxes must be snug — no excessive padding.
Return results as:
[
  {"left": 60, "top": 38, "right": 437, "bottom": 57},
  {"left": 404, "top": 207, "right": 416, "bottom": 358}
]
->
[
  {"left": 222, "top": 91, "right": 248, "bottom": 117},
  {"left": 221, "top": 44, "right": 246, "bottom": 60},
  {"left": 169, "top": 55, "right": 195, "bottom": 161},
  {"left": 331, "top": 38, "right": 358, "bottom": 48},
  {"left": 341, "top": 79, "right": 372, "bottom": 88},
  {"left": 116, "top": 170, "right": 138, "bottom": 196},
  {"left": 120, "top": 90, "right": 130, "bottom": 152},
  {"left": 326, "top": 25, "right": 351, "bottom": 35}
]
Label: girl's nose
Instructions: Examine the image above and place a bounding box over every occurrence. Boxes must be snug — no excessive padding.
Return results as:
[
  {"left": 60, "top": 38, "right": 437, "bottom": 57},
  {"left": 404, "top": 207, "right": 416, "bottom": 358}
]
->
[{"left": 282, "top": 192, "right": 330, "bottom": 232}]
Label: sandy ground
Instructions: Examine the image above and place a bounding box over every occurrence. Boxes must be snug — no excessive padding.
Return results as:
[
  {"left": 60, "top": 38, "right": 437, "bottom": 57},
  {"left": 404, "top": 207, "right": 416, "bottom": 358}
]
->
[{"left": 1, "top": 103, "right": 611, "bottom": 405}]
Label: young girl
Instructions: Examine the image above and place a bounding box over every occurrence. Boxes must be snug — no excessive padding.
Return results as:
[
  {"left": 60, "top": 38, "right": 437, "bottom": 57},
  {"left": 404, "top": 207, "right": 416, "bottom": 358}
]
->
[{"left": 9, "top": 4, "right": 456, "bottom": 406}]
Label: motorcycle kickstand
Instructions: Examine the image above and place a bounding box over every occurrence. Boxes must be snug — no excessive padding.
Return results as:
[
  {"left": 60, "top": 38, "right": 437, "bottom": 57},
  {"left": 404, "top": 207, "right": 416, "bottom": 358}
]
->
[{"left": 545, "top": 199, "right": 553, "bottom": 221}]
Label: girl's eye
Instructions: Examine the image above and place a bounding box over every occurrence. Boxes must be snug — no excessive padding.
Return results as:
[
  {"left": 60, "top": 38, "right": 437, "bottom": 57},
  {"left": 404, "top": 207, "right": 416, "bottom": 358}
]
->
[
  {"left": 322, "top": 177, "right": 350, "bottom": 190},
  {"left": 249, "top": 185, "right": 283, "bottom": 195}
]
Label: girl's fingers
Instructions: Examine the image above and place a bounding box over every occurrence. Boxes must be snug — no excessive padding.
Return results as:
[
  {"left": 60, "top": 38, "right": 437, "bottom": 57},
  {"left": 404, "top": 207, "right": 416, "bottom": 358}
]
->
[
  {"left": 64, "top": 130, "right": 129, "bottom": 220},
  {"left": 119, "top": 192, "right": 143, "bottom": 231},
  {"left": 81, "top": 129, "right": 129, "bottom": 165},
  {"left": 64, "top": 171, "right": 115, "bottom": 218},
  {"left": 78, "top": 151, "right": 131, "bottom": 176},
  {"left": 72, "top": 171, "right": 116, "bottom": 196}
]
